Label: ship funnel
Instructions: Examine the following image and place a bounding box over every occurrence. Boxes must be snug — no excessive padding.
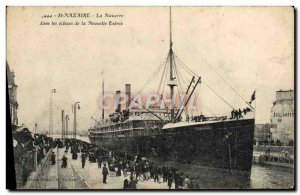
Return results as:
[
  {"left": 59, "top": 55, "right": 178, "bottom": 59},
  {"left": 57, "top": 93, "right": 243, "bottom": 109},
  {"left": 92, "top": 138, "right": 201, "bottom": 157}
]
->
[
  {"left": 125, "top": 84, "right": 131, "bottom": 109},
  {"left": 116, "top": 90, "right": 121, "bottom": 112}
]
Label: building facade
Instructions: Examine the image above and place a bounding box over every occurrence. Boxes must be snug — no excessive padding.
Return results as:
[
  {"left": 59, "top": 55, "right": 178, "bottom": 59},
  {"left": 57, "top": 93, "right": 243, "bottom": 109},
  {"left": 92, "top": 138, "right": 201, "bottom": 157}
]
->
[
  {"left": 254, "top": 123, "right": 272, "bottom": 144},
  {"left": 270, "top": 90, "right": 294, "bottom": 145},
  {"left": 7, "top": 61, "right": 18, "bottom": 127}
]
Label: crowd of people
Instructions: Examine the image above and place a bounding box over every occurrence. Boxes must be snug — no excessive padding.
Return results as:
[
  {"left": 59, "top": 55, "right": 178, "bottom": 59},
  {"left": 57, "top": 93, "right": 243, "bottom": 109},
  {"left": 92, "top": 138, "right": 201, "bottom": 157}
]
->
[
  {"left": 13, "top": 128, "right": 202, "bottom": 189},
  {"left": 231, "top": 107, "right": 252, "bottom": 119},
  {"left": 13, "top": 128, "right": 56, "bottom": 188},
  {"left": 63, "top": 139, "right": 201, "bottom": 189}
]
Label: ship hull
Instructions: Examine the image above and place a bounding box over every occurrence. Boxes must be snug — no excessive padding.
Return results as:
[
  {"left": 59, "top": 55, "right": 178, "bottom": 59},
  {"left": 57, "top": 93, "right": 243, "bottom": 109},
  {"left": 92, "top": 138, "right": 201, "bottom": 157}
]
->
[{"left": 89, "top": 118, "right": 255, "bottom": 176}]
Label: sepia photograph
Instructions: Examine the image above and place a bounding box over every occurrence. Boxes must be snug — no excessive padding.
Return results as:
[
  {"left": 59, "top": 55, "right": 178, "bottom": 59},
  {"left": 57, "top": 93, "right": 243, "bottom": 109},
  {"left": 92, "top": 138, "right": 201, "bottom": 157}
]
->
[{"left": 6, "top": 6, "right": 295, "bottom": 190}]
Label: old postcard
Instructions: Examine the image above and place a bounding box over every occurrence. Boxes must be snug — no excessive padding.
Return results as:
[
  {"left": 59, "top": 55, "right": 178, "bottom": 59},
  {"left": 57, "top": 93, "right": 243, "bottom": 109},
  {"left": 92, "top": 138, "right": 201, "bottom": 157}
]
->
[{"left": 6, "top": 6, "right": 295, "bottom": 190}]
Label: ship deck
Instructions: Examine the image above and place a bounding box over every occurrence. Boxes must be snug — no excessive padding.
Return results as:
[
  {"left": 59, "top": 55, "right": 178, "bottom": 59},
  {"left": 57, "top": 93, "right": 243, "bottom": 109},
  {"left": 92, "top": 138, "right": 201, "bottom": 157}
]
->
[{"left": 162, "top": 118, "right": 255, "bottom": 130}]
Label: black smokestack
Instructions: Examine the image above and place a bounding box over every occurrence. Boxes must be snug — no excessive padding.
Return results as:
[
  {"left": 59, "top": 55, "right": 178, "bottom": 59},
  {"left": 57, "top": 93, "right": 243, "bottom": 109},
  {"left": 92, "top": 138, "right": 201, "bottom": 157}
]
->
[
  {"left": 116, "top": 90, "right": 121, "bottom": 112},
  {"left": 125, "top": 84, "right": 131, "bottom": 109}
]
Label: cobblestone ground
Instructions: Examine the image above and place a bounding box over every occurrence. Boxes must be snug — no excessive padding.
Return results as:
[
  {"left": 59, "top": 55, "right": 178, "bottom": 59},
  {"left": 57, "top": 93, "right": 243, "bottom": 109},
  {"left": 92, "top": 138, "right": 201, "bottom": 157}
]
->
[
  {"left": 43, "top": 149, "right": 58, "bottom": 189},
  {"left": 44, "top": 148, "right": 89, "bottom": 189}
]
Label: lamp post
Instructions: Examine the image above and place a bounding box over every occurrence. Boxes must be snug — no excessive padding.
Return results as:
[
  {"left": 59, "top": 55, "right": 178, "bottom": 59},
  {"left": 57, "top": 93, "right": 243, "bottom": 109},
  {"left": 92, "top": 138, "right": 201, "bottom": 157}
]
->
[
  {"left": 65, "top": 115, "right": 69, "bottom": 139},
  {"left": 73, "top": 102, "right": 80, "bottom": 139},
  {"left": 49, "top": 89, "right": 56, "bottom": 138},
  {"left": 61, "top": 110, "right": 65, "bottom": 140}
]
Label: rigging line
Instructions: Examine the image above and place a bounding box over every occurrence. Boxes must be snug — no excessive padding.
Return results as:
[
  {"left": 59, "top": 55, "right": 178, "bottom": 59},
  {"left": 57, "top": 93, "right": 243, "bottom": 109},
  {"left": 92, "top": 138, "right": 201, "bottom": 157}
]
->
[
  {"left": 175, "top": 59, "right": 190, "bottom": 94},
  {"left": 157, "top": 57, "right": 170, "bottom": 111},
  {"left": 200, "top": 55, "right": 253, "bottom": 108},
  {"left": 174, "top": 56, "right": 199, "bottom": 86},
  {"left": 156, "top": 55, "right": 169, "bottom": 95},
  {"left": 202, "top": 81, "right": 234, "bottom": 109},
  {"left": 161, "top": 61, "right": 171, "bottom": 120},
  {"left": 157, "top": 60, "right": 168, "bottom": 95},
  {"left": 173, "top": 52, "right": 191, "bottom": 84},
  {"left": 136, "top": 55, "right": 168, "bottom": 95},
  {"left": 141, "top": 61, "right": 165, "bottom": 93},
  {"left": 174, "top": 55, "right": 199, "bottom": 116},
  {"left": 131, "top": 99, "right": 163, "bottom": 121},
  {"left": 172, "top": 54, "right": 187, "bottom": 115},
  {"left": 173, "top": 57, "right": 187, "bottom": 115},
  {"left": 174, "top": 54, "right": 235, "bottom": 110},
  {"left": 161, "top": 56, "right": 170, "bottom": 95},
  {"left": 174, "top": 53, "right": 199, "bottom": 77},
  {"left": 177, "top": 72, "right": 194, "bottom": 118},
  {"left": 177, "top": 65, "right": 190, "bottom": 85},
  {"left": 176, "top": 63, "right": 192, "bottom": 117},
  {"left": 174, "top": 65, "right": 183, "bottom": 114},
  {"left": 196, "top": 87, "right": 216, "bottom": 117},
  {"left": 173, "top": 57, "right": 183, "bottom": 95},
  {"left": 176, "top": 45, "right": 252, "bottom": 109},
  {"left": 95, "top": 111, "right": 100, "bottom": 121},
  {"left": 176, "top": 54, "right": 254, "bottom": 111},
  {"left": 193, "top": 83, "right": 201, "bottom": 115},
  {"left": 91, "top": 109, "right": 99, "bottom": 119}
]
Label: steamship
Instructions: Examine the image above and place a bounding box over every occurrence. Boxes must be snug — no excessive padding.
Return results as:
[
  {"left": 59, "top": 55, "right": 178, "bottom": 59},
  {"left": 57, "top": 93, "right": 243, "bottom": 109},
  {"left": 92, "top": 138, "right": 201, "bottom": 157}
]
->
[{"left": 88, "top": 8, "right": 255, "bottom": 176}]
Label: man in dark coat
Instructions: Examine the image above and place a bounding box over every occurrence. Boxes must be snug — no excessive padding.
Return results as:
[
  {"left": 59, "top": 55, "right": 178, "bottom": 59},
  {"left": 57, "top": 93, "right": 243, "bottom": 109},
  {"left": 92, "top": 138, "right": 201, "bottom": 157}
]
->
[
  {"left": 51, "top": 151, "right": 56, "bottom": 165},
  {"left": 102, "top": 164, "right": 109, "bottom": 184},
  {"left": 61, "top": 155, "right": 68, "bottom": 168},
  {"left": 174, "top": 172, "right": 180, "bottom": 189},
  {"left": 162, "top": 166, "right": 168, "bottom": 183},
  {"left": 129, "top": 177, "right": 137, "bottom": 189},
  {"left": 153, "top": 164, "right": 159, "bottom": 182},
  {"left": 178, "top": 172, "right": 184, "bottom": 189},
  {"left": 167, "top": 170, "right": 174, "bottom": 189},
  {"left": 123, "top": 178, "right": 129, "bottom": 189},
  {"left": 81, "top": 153, "right": 86, "bottom": 168}
]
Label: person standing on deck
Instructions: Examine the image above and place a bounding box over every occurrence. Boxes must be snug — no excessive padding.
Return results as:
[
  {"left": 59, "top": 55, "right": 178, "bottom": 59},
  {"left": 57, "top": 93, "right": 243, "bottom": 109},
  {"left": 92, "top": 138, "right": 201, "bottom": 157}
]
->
[
  {"left": 102, "top": 163, "right": 109, "bottom": 184},
  {"left": 231, "top": 109, "right": 235, "bottom": 119},
  {"left": 238, "top": 109, "right": 243, "bottom": 118}
]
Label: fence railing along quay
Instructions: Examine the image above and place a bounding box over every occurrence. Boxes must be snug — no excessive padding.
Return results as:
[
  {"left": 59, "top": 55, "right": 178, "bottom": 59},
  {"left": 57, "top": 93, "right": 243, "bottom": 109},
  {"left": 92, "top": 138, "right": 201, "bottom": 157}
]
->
[{"left": 23, "top": 148, "right": 57, "bottom": 189}]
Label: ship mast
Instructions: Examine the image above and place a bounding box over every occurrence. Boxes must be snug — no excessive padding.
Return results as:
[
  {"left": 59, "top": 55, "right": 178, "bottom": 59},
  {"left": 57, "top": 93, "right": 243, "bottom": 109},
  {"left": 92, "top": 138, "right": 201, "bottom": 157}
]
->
[{"left": 168, "top": 7, "right": 176, "bottom": 123}]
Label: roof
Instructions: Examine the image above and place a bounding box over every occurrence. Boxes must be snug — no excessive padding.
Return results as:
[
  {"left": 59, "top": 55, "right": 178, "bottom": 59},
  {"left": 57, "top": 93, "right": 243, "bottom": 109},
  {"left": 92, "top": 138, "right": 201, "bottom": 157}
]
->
[{"left": 276, "top": 89, "right": 294, "bottom": 92}]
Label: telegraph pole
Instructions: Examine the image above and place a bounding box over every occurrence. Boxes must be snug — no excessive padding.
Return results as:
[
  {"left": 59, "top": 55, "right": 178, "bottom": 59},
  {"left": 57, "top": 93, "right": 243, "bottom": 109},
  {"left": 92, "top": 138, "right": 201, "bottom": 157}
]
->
[
  {"left": 61, "top": 110, "right": 65, "bottom": 140},
  {"left": 49, "top": 89, "right": 56, "bottom": 138}
]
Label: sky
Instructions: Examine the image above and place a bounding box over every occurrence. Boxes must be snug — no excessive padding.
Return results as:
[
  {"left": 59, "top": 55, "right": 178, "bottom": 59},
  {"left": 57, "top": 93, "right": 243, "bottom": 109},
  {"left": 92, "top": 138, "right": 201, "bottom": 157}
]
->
[{"left": 6, "top": 6, "right": 294, "bottom": 133}]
